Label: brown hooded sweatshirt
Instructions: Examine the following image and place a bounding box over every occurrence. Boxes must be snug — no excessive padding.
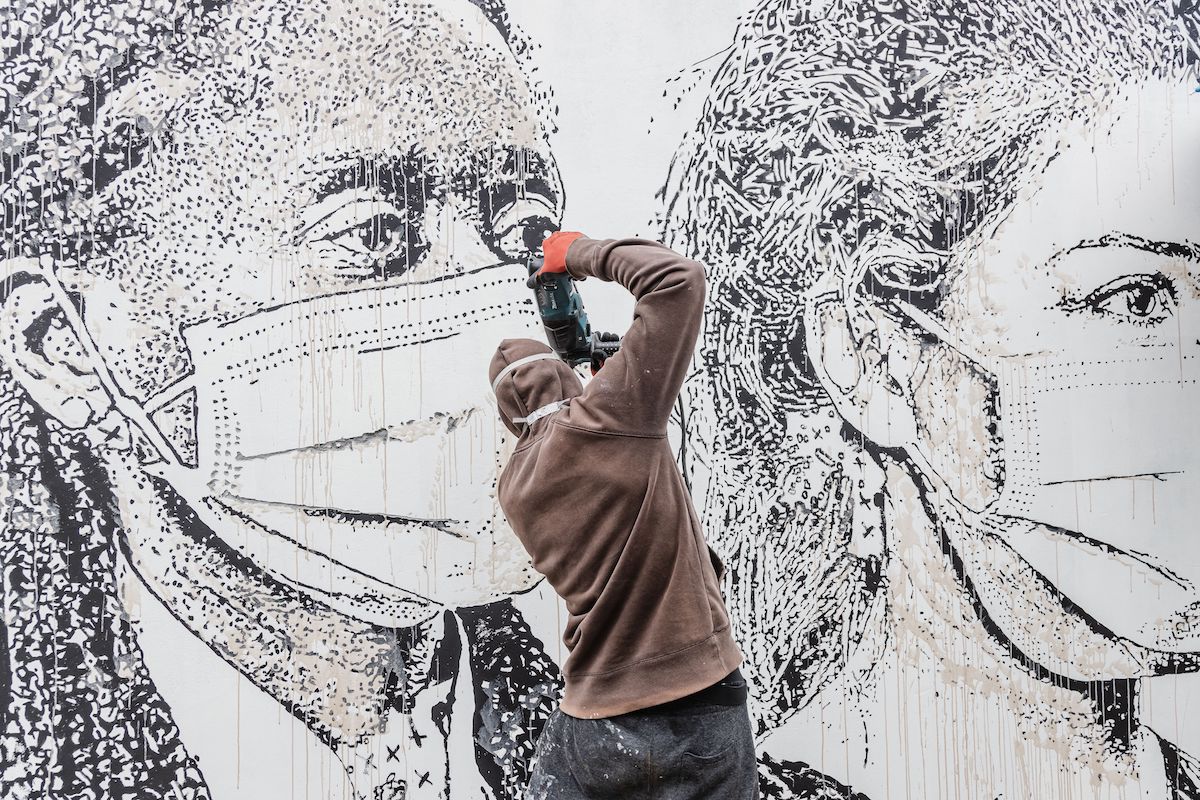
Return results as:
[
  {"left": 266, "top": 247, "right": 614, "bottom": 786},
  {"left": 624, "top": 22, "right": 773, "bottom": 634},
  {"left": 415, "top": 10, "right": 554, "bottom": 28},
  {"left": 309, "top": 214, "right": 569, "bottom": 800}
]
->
[{"left": 490, "top": 237, "right": 743, "bottom": 719}]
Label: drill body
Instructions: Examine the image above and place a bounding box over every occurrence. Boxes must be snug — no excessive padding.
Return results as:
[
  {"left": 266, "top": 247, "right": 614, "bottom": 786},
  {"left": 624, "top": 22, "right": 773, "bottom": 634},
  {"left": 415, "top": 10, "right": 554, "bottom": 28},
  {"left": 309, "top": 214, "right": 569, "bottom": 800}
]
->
[{"left": 526, "top": 257, "right": 621, "bottom": 371}]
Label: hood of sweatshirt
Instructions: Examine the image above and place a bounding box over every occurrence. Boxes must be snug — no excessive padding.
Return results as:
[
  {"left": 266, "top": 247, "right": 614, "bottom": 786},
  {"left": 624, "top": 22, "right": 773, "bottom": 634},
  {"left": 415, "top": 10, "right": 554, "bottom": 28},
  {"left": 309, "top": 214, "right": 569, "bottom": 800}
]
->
[{"left": 488, "top": 338, "right": 583, "bottom": 437}]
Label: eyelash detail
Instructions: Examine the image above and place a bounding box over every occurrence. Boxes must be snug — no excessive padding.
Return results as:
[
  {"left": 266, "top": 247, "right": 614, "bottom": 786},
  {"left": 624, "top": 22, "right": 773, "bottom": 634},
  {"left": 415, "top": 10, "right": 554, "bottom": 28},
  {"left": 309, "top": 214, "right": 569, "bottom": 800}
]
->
[
  {"left": 319, "top": 212, "right": 405, "bottom": 254},
  {"left": 1061, "top": 273, "right": 1179, "bottom": 327},
  {"left": 301, "top": 198, "right": 429, "bottom": 281}
]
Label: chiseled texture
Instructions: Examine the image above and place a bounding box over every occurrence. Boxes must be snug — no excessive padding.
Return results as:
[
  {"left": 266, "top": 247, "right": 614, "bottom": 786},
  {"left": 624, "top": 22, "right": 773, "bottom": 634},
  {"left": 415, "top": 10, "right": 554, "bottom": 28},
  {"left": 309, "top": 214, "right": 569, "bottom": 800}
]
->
[{"left": 491, "top": 237, "right": 742, "bottom": 719}]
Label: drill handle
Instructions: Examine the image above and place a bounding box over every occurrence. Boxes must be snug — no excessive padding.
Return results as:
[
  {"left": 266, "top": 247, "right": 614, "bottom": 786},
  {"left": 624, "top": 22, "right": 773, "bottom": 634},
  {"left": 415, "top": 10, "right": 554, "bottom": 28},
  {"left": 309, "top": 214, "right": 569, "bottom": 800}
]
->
[
  {"left": 525, "top": 256, "right": 545, "bottom": 289},
  {"left": 590, "top": 331, "right": 622, "bottom": 364}
]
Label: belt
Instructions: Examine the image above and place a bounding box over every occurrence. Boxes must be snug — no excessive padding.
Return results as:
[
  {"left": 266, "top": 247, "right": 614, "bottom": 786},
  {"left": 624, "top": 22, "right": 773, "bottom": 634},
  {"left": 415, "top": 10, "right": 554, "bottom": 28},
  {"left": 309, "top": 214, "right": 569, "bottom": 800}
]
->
[{"left": 641, "top": 668, "right": 748, "bottom": 714}]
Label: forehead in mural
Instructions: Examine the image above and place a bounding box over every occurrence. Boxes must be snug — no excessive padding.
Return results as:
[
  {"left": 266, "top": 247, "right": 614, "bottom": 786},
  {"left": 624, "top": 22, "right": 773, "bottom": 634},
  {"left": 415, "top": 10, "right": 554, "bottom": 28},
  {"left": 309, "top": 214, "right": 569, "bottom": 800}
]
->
[
  {"left": 47, "top": 0, "right": 556, "bottom": 396},
  {"left": 133, "top": 0, "right": 538, "bottom": 160},
  {"left": 95, "top": 0, "right": 549, "bottom": 252}
]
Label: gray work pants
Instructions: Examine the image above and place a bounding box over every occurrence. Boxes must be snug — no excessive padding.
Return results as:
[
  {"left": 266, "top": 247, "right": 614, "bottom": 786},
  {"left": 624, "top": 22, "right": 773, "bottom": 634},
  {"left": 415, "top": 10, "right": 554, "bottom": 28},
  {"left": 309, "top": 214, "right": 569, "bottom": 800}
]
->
[{"left": 525, "top": 703, "right": 758, "bottom": 799}]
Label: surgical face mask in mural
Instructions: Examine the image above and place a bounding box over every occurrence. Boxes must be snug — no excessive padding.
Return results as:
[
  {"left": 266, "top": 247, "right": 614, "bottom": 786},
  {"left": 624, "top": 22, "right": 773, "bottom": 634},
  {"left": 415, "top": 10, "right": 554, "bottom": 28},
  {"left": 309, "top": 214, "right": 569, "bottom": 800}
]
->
[
  {"left": 43, "top": 263, "right": 544, "bottom": 628},
  {"left": 890, "top": 292, "right": 1200, "bottom": 648}
]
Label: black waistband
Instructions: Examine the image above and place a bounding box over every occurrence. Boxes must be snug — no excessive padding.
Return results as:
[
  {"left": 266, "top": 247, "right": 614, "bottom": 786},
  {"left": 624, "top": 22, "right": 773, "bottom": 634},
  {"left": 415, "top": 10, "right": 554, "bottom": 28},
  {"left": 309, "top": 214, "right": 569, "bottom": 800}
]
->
[{"left": 641, "top": 668, "right": 748, "bottom": 714}]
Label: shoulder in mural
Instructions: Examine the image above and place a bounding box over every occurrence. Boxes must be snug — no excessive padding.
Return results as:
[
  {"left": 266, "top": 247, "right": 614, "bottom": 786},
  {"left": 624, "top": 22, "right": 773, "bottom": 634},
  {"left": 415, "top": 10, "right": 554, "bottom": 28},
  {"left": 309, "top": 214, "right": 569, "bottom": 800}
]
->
[{"left": 2, "top": 0, "right": 1199, "bottom": 798}]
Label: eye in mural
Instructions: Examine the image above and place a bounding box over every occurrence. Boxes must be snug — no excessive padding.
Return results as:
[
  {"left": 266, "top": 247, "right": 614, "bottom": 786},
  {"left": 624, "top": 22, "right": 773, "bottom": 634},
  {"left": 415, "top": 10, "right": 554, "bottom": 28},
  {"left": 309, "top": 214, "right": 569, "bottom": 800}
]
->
[
  {"left": 663, "top": 0, "right": 1200, "bottom": 797},
  {"left": 1, "top": 0, "right": 562, "bottom": 798}
]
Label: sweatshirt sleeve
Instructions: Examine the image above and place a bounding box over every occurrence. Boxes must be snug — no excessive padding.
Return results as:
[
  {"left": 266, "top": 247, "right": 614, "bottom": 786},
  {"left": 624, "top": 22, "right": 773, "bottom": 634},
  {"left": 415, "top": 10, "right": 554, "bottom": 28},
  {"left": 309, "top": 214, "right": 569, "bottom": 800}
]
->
[{"left": 564, "top": 236, "right": 705, "bottom": 436}]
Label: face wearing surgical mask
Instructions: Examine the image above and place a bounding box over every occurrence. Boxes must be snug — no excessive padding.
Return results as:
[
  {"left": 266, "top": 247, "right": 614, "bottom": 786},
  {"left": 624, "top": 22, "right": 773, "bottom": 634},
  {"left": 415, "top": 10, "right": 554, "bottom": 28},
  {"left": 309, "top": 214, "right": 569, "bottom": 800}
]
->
[
  {"left": 0, "top": 0, "right": 569, "bottom": 634},
  {"left": 39, "top": 260, "right": 545, "bottom": 627},
  {"left": 892, "top": 291, "right": 1198, "bottom": 513},
  {"left": 811, "top": 77, "right": 1200, "bottom": 666},
  {"left": 883, "top": 261, "right": 1200, "bottom": 657}
]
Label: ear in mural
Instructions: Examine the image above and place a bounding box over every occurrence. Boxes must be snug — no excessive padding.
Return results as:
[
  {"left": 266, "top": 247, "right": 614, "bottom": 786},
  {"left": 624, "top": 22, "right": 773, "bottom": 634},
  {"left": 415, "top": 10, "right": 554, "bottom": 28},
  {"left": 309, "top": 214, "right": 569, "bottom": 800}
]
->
[
  {"left": 1, "top": 1, "right": 563, "bottom": 798},
  {"left": 664, "top": 0, "right": 1200, "bottom": 797}
]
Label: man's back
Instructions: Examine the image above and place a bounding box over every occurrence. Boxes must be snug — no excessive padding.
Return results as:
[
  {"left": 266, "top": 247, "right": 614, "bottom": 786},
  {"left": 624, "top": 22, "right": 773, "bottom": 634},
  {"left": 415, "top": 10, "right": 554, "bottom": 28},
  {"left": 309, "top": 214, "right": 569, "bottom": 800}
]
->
[{"left": 492, "top": 237, "right": 742, "bottom": 720}]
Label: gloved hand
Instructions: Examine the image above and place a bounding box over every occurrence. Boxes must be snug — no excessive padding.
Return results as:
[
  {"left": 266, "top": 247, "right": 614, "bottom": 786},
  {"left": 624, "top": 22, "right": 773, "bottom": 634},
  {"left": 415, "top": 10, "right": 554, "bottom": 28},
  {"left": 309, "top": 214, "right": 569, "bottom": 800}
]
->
[{"left": 538, "top": 231, "right": 584, "bottom": 275}]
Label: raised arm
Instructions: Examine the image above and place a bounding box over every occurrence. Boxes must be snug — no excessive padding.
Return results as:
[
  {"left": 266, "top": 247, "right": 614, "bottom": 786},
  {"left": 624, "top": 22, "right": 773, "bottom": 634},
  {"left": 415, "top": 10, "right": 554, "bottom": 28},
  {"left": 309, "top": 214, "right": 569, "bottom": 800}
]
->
[{"left": 563, "top": 236, "right": 706, "bottom": 436}]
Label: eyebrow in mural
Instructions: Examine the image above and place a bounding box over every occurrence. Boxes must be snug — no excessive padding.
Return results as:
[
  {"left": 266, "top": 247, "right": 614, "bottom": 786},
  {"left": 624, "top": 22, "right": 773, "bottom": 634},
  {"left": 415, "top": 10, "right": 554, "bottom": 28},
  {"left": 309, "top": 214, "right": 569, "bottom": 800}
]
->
[
  {"left": 469, "top": 146, "right": 562, "bottom": 260},
  {"left": 1068, "top": 233, "right": 1200, "bottom": 261}
]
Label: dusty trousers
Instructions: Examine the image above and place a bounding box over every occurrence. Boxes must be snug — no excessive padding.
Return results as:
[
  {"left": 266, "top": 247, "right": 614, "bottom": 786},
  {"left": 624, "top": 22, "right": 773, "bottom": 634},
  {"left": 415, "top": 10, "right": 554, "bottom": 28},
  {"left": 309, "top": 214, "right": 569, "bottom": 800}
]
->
[{"left": 524, "top": 701, "right": 758, "bottom": 799}]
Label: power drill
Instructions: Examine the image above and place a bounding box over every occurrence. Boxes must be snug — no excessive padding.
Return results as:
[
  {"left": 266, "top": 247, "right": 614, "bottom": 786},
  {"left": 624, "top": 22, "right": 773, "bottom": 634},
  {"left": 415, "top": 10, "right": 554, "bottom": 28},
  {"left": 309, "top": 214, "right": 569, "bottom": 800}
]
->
[{"left": 526, "top": 256, "right": 621, "bottom": 372}]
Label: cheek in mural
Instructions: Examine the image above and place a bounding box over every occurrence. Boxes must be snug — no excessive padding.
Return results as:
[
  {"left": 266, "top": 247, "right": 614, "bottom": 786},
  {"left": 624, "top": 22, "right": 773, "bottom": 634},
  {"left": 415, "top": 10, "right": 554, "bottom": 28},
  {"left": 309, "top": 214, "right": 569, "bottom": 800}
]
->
[{"left": 907, "top": 338, "right": 1005, "bottom": 512}]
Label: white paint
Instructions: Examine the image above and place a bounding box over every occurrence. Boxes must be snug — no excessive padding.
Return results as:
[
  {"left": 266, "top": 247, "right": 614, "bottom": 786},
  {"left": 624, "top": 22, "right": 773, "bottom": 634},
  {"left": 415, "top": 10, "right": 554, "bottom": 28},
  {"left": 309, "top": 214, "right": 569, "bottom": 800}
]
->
[{"left": 508, "top": 0, "right": 752, "bottom": 325}]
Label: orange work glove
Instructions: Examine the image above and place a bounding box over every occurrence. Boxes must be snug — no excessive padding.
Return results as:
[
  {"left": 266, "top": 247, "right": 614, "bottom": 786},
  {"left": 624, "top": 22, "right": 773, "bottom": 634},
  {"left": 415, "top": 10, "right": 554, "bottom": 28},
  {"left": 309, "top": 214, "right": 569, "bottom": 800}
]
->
[{"left": 539, "top": 231, "right": 584, "bottom": 275}]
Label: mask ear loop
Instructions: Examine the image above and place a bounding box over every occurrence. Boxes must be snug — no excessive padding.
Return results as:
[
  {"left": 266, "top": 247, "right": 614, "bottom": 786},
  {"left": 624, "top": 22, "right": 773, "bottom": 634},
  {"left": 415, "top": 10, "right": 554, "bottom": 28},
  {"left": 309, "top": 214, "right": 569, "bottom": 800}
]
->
[
  {"left": 18, "top": 257, "right": 191, "bottom": 471},
  {"left": 873, "top": 291, "right": 1013, "bottom": 518},
  {"left": 803, "top": 247, "right": 998, "bottom": 510},
  {"left": 887, "top": 295, "right": 994, "bottom": 375}
]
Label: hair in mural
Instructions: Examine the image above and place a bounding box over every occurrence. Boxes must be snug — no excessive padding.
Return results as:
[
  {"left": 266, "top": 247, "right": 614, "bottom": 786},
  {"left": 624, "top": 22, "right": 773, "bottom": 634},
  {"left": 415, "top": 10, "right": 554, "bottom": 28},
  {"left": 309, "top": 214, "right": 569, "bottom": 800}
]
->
[
  {"left": 664, "top": 0, "right": 1200, "bottom": 794},
  {"left": 0, "top": 0, "right": 550, "bottom": 252},
  {"left": 2, "top": 1, "right": 565, "bottom": 798}
]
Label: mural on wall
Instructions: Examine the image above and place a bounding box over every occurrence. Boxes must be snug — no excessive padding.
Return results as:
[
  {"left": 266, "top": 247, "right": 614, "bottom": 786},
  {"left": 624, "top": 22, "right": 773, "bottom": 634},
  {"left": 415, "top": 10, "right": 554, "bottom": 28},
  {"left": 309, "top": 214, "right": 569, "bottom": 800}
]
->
[
  {"left": 663, "top": 0, "right": 1200, "bottom": 797},
  {"left": 1, "top": 0, "right": 567, "bottom": 798},
  {"left": 3, "top": 0, "right": 1199, "bottom": 797}
]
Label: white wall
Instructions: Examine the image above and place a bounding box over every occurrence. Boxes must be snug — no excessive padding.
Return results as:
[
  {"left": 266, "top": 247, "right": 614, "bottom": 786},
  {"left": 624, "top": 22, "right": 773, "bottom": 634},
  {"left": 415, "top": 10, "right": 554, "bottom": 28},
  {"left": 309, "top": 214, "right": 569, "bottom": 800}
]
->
[{"left": 2, "top": 0, "right": 1198, "bottom": 798}]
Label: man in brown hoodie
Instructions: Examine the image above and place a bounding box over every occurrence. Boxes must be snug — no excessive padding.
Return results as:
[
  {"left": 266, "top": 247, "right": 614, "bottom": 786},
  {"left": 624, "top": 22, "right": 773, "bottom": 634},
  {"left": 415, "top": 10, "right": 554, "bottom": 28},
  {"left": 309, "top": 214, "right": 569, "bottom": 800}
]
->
[{"left": 490, "top": 232, "right": 757, "bottom": 799}]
